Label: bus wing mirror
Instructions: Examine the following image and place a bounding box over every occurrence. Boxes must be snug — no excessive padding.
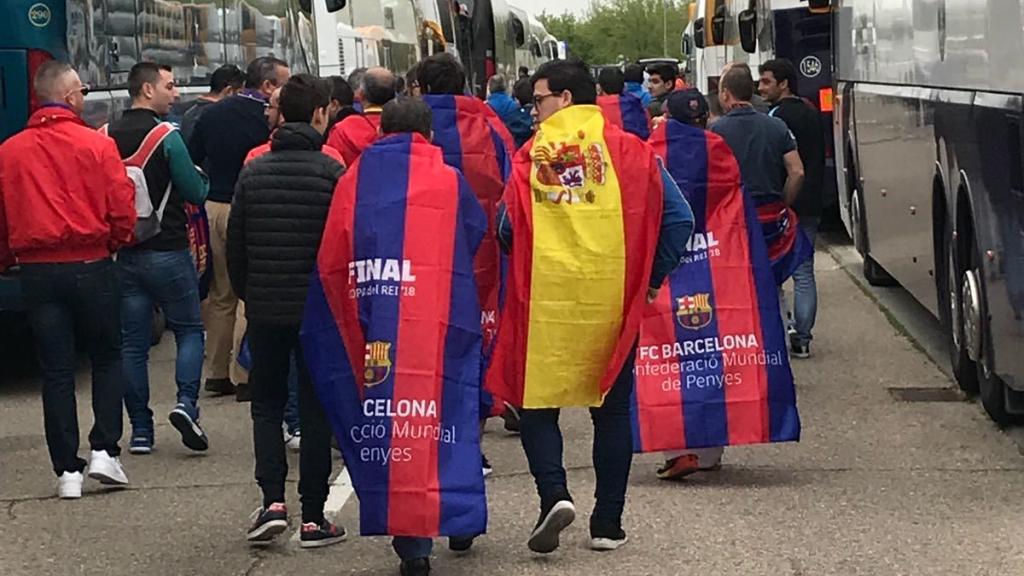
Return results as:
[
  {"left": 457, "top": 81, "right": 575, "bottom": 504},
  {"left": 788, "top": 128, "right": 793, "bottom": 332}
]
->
[
  {"left": 738, "top": 9, "right": 757, "bottom": 53},
  {"left": 694, "top": 17, "right": 706, "bottom": 49},
  {"left": 808, "top": 0, "right": 830, "bottom": 10},
  {"left": 324, "top": 0, "right": 347, "bottom": 12},
  {"left": 711, "top": 10, "right": 726, "bottom": 45}
]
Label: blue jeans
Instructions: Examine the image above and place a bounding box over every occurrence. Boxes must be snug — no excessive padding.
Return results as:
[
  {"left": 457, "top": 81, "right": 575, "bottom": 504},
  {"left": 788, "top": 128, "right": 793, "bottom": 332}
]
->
[
  {"left": 790, "top": 218, "right": 819, "bottom": 347},
  {"left": 519, "top": 351, "right": 635, "bottom": 525},
  {"left": 392, "top": 537, "right": 433, "bottom": 561},
  {"left": 22, "top": 259, "right": 124, "bottom": 475},
  {"left": 285, "top": 352, "right": 300, "bottom": 434},
  {"left": 118, "top": 249, "right": 204, "bottom": 437}
]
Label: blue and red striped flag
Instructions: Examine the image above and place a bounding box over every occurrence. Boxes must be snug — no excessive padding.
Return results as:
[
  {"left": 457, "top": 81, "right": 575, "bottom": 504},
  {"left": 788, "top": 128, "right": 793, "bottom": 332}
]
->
[
  {"left": 300, "top": 133, "right": 489, "bottom": 537},
  {"left": 633, "top": 120, "right": 800, "bottom": 452},
  {"left": 756, "top": 197, "right": 814, "bottom": 284},
  {"left": 597, "top": 93, "right": 650, "bottom": 140}
]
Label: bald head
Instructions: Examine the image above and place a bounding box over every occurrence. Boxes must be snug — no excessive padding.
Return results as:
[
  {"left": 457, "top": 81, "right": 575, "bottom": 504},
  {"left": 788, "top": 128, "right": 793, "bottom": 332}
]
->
[
  {"left": 362, "top": 67, "right": 397, "bottom": 107},
  {"left": 34, "top": 61, "right": 86, "bottom": 114}
]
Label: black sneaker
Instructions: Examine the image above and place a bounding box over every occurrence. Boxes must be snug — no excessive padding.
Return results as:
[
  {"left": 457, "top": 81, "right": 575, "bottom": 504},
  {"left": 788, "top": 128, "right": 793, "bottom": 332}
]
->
[
  {"left": 448, "top": 535, "right": 476, "bottom": 553},
  {"left": 528, "top": 492, "right": 576, "bottom": 554},
  {"left": 235, "top": 382, "right": 252, "bottom": 402},
  {"left": 590, "top": 518, "right": 628, "bottom": 551},
  {"left": 205, "top": 378, "right": 235, "bottom": 396},
  {"left": 400, "top": 558, "right": 430, "bottom": 576},
  {"left": 299, "top": 519, "right": 347, "bottom": 548},
  {"left": 790, "top": 342, "right": 810, "bottom": 359},
  {"left": 168, "top": 403, "right": 209, "bottom": 452},
  {"left": 246, "top": 502, "right": 288, "bottom": 545},
  {"left": 481, "top": 454, "right": 493, "bottom": 478},
  {"left": 501, "top": 403, "right": 521, "bottom": 434}
]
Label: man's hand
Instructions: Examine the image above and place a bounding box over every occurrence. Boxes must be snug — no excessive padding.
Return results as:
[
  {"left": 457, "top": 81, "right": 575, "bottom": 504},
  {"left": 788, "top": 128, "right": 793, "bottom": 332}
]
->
[{"left": 647, "top": 286, "right": 660, "bottom": 303}]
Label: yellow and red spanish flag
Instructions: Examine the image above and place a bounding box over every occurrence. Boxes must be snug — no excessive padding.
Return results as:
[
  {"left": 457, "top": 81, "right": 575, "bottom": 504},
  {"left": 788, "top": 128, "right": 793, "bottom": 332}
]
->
[{"left": 487, "top": 105, "right": 663, "bottom": 409}]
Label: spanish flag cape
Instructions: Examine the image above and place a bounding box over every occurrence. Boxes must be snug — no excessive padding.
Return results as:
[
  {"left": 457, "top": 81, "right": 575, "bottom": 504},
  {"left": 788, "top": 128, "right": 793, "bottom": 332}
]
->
[
  {"left": 300, "top": 133, "right": 488, "bottom": 537},
  {"left": 487, "top": 105, "right": 663, "bottom": 409},
  {"left": 632, "top": 120, "right": 801, "bottom": 451},
  {"left": 421, "top": 94, "right": 514, "bottom": 352},
  {"left": 597, "top": 93, "right": 651, "bottom": 140}
]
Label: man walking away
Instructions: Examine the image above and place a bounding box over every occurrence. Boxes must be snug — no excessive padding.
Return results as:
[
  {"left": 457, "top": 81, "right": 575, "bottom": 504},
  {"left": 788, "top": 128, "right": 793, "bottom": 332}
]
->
[
  {"left": 623, "top": 64, "right": 652, "bottom": 107},
  {"left": 486, "top": 73, "right": 533, "bottom": 148},
  {"left": 490, "top": 59, "right": 691, "bottom": 554},
  {"left": 759, "top": 58, "right": 825, "bottom": 358},
  {"left": 227, "top": 73, "right": 345, "bottom": 548},
  {"left": 190, "top": 56, "right": 291, "bottom": 401},
  {"left": 179, "top": 64, "right": 245, "bottom": 143},
  {"left": 326, "top": 76, "right": 359, "bottom": 135},
  {"left": 107, "top": 63, "right": 210, "bottom": 455},
  {"left": 0, "top": 61, "right": 137, "bottom": 497},
  {"left": 645, "top": 63, "right": 678, "bottom": 117},
  {"left": 596, "top": 67, "right": 650, "bottom": 139},
  {"left": 327, "top": 67, "right": 397, "bottom": 166}
]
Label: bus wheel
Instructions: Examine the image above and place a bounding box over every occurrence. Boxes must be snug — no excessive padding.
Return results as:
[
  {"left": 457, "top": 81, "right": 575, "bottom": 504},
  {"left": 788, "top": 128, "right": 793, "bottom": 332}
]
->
[
  {"left": 965, "top": 238, "right": 1014, "bottom": 425},
  {"left": 941, "top": 223, "right": 977, "bottom": 395},
  {"left": 851, "top": 187, "right": 895, "bottom": 286}
]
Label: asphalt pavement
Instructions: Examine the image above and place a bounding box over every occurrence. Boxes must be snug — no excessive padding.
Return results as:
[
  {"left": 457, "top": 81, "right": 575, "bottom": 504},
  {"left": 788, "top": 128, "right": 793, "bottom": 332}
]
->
[{"left": 2, "top": 240, "right": 1024, "bottom": 576}]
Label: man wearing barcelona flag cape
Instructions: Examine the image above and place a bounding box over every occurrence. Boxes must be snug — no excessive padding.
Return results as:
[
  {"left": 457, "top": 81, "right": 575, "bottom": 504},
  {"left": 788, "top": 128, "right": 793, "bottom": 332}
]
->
[
  {"left": 301, "top": 99, "right": 488, "bottom": 576},
  {"left": 488, "top": 60, "right": 693, "bottom": 554},
  {"left": 638, "top": 89, "right": 803, "bottom": 481}
]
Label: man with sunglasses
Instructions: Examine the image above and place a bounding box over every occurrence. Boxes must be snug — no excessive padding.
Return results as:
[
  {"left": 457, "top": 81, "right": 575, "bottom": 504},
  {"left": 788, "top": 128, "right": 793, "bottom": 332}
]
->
[
  {"left": 189, "top": 56, "right": 291, "bottom": 403},
  {"left": 0, "top": 61, "right": 137, "bottom": 498}
]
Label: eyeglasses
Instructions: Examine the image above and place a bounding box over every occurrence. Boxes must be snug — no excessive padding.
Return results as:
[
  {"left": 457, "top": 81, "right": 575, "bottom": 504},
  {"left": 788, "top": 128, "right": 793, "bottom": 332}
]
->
[
  {"left": 67, "top": 85, "right": 90, "bottom": 98},
  {"left": 532, "top": 91, "right": 563, "bottom": 107}
]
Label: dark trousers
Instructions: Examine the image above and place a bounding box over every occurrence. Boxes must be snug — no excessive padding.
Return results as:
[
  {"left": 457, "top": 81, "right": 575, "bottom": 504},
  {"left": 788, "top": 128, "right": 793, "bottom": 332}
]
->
[
  {"left": 21, "top": 259, "right": 124, "bottom": 476},
  {"left": 248, "top": 321, "right": 333, "bottom": 523},
  {"left": 519, "top": 353, "right": 635, "bottom": 525}
]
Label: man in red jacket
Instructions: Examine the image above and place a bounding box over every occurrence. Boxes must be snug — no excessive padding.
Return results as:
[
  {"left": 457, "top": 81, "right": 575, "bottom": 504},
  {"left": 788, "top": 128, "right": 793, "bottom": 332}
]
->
[
  {"left": 325, "top": 67, "right": 396, "bottom": 166},
  {"left": 0, "top": 61, "right": 137, "bottom": 499}
]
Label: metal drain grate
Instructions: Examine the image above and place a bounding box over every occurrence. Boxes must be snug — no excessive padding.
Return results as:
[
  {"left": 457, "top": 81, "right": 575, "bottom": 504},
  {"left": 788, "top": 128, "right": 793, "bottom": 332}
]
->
[{"left": 888, "top": 387, "right": 963, "bottom": 402}]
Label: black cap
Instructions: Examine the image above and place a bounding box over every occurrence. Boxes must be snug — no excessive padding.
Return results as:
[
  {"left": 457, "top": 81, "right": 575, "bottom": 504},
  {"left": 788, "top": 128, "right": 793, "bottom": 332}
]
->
[{"left": 666, "top": 88, "right": 709, "bottom": 123}]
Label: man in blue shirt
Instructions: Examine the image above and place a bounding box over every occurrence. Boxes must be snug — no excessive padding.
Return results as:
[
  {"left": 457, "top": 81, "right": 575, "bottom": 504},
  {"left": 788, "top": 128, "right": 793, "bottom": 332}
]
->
[
  {"left": 486, "top": 73, "right": 533, "bottom": 148},
  {"left": 623, "top": 64, "right": 652, "bottom": 107}
]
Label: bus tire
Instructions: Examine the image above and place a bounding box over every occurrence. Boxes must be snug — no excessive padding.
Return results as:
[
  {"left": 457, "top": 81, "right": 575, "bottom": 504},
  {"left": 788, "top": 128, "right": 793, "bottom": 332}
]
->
[
  {"left": 940, "top": 220, "right": 978, "bottom": 395},
  {"left": 965, "top": 235, "right": 1015, "bottom": 425}
]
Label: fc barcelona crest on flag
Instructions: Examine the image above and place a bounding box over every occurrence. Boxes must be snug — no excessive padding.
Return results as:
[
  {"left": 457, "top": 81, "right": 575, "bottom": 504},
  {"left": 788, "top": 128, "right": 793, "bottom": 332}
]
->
[
  {"left": 676, "top": 293, "right": 713, "bottom": 330},
  {"left": 363, "top": 341, "right": 392, "bottom": 387}
]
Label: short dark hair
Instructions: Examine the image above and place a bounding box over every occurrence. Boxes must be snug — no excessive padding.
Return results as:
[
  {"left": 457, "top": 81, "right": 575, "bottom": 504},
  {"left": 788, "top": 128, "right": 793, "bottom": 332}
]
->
[
  {"left": 646, "top": 63, "right": 677, "bottom": 83},
  {"left": 245, "top": 56, "right": 288, "bottom": 89},
  {"left": 279, "top": 73, "right": 331, "bottom": 123},
  {"left": 513, "top": 77, "right": 533, "bottom": 107},
  {"left": 759, "top": 58, "right": 799, "bottom": 94},
  {"left": 381, "top": 97, "right": 433, "bottom": 138},
  {"left": 348, "top": 68, "right": 367, "bottom": 91},
  {"left": 518, "top": 66, "right": 530, "bottom": 77},
  {"left": 720, "top": 66, "right": 754, "bottom": 101},
  {"left": 128, "top": 62, "right": 172, "bottom": 99},
  {"left": 623, "top": 63, "right": 645, "bottom": 83},
  {"left": 597, "top": 68, "right": 625, "bottom": 95},
  {"left": 33, "top": 60, "right": 73, "bottom": 101},
  {"left": 405, "top": 64, "right": 420, "bottom": 90},
  {"left": 328, "top": 75, "right": 354, "bottom": 106},
  {"left": 418, "top": 53, "right": 466, "bottom": 95},
  {"left": 362, "top": 69, "right": 397, "bottom": 106},
  {"left": 531, "top": 59, "right": 596, "bottom": 106},
  {"left": 210, "top": 64, "right": 245, "bottom": 93}
]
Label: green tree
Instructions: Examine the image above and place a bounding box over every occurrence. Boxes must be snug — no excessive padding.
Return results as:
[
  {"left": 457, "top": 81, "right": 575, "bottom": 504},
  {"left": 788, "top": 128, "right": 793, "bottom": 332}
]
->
[{"left": 541, "top": 0, "right": 691, "bottom": 66}]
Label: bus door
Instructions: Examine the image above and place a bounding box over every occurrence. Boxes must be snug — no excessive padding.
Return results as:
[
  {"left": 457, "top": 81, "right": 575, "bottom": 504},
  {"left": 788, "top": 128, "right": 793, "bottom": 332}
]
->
[
  {"left": 0, "top": 52, "right": 30, "bottom": 142},
  {"left": 773, "top": 7, "right": 837, "bottom": 215}
]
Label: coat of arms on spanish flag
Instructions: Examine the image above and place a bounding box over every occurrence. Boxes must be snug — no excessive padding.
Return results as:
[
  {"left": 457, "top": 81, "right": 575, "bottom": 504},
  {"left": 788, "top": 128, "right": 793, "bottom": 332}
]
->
[{"left": 486, "top": 105, "right": 664, "bottom": 409}]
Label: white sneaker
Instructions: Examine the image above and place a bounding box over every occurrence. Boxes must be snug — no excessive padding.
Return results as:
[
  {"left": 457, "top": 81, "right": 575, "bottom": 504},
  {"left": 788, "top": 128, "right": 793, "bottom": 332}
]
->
[
  {"left": 57, "top": 471, "right": 83, "bottom": 499},
  {"left": 285, "top": 429, "right": 301, "bottom": 453},
  {"left": 88, "top": 450, "right": 129, "bottom": 486}
]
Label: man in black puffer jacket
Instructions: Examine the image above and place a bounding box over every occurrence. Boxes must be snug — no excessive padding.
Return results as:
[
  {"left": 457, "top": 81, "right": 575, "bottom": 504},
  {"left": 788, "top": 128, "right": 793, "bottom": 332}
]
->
[{"left": 226, "top": 74, "right": 347, "bottom": 549}]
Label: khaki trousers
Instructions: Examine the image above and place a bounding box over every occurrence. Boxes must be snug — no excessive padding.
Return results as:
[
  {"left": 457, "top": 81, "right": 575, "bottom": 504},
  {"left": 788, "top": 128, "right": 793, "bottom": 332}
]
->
[{"left": 202, "top": 200, "right": 248, "bottom": 385}]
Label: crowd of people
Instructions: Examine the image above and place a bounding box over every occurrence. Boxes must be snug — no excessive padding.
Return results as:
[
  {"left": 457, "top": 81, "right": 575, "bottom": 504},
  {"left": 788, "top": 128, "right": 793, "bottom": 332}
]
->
[{"left": 0, "top": 51, "right": 825, "bottom": 576}]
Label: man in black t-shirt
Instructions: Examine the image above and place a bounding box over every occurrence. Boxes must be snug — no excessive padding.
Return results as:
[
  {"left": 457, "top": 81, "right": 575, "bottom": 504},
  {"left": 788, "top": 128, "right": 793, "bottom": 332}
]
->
[{"left": 759, "top": 58, "right": 825, "bottom": 359}]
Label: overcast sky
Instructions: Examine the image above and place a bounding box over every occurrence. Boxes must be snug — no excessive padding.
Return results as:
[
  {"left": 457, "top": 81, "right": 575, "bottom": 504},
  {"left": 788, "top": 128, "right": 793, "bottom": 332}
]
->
[{"left": 511, "top": 0, "right": 592, "bottom": 19}]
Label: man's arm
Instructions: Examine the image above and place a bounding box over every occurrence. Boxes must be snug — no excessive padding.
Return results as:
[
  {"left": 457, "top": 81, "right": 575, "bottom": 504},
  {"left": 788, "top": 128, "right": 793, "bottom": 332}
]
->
[
  {"left": 496, "top": 201, "right": 512, "bottom": 254},
  {"left": 649, "top": 160, "right": 694, "bottom": 299},
  {"left": 782, "top": 149, "right": 805, "bottom": 207},
  {"left": 101, "top": 140, "right": 138, "bottom": 251},
  {"left": 164, "top": 131, "right": 209, "bottom": 205},
  {"left": 227, "top": 176, "right": 248, "bottom": 301},
  {"left": 187, "top": 113, "right": 207, "bottom": 165}
]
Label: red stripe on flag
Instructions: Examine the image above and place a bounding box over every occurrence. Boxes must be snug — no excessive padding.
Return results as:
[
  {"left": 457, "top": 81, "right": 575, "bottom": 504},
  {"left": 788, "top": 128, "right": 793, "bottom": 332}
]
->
[
  {"left": 597, "top": 95, "right": 625, "bottom": 131},
  {"left": 319, "top": 168, "right": 366, "bottom": 393},
  {"left": 635, "top": 283, "right": 685, "bottom": 450},
  {"left": 704, "top": 135, "right": 771, "bottom": 444},
  {"left": 386, "top": 160, "right": 458, "bottom": 535}
]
